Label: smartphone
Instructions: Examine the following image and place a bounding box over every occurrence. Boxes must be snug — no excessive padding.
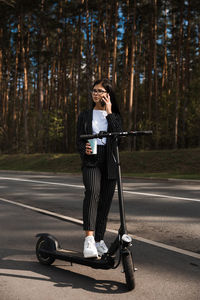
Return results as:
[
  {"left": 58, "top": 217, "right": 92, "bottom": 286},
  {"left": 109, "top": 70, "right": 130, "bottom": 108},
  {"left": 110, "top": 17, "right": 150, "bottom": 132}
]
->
[{"left": 100, "top": 96, "right": 106, "bottom": 107}]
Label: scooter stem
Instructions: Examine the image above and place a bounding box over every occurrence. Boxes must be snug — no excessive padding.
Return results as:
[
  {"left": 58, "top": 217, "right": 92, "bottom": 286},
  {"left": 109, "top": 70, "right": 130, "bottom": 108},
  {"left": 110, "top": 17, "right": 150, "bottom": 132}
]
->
[{"left": 115, "top": 137, "right": 127, "bottom": 235}]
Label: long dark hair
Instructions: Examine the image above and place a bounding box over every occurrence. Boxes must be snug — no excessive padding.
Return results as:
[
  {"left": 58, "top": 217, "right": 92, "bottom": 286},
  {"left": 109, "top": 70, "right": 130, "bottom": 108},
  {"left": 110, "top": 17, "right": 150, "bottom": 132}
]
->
[{"left": 92, "top": 78, "right": 120, "bottom": 115}]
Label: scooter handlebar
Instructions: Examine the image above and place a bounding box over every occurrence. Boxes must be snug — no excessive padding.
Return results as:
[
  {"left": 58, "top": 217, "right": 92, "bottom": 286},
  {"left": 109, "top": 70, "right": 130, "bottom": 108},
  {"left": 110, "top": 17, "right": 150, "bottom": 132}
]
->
[{"left": 80, "top": 130, "right": 153, "bottom": 140}]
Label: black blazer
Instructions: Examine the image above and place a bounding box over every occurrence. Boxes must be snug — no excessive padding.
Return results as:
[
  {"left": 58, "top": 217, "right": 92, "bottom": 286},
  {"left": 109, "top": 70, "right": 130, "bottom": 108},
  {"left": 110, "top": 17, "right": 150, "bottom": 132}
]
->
[{"left": 76, "top": 109, "right": 123, "bottom": 179}]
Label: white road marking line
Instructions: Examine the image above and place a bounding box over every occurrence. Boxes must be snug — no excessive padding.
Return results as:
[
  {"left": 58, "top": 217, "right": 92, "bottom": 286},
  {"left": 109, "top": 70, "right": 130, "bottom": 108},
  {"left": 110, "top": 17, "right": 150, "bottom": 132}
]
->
[
  {"left": 0, "top": 177, "right": 84, "bottom": 188},
  {"left": 123, "top": 190, "right": 200, "bottom": 203},
  {"left": 0, "top": 197, "right": 83, "bottom": 225},
  {"left": 0, "top": 196, "right": 200, "bottom": 260},
  {"left": 0, "top": 176, "right": 200, "bottom": 203}
]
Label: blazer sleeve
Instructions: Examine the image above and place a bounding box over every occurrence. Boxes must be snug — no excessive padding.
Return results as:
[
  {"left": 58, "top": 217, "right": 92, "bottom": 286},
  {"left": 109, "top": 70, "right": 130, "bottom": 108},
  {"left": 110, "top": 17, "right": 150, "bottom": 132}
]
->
[{"left": 106, "top": 113, "right": 123, "bottom": 132}]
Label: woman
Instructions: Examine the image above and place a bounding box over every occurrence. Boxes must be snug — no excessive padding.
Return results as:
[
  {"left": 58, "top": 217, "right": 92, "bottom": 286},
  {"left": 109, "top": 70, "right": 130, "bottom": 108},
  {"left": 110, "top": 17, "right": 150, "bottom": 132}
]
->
[{"left": 76, "top": 78, "right": 122, "bottom": 258}]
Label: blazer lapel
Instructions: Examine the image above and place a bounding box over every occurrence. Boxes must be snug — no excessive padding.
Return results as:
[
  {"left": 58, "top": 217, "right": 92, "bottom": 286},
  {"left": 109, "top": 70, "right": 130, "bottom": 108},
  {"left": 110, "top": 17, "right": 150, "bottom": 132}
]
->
[{"left": 86, "top": 109, "right": 93, "bottom": 134}]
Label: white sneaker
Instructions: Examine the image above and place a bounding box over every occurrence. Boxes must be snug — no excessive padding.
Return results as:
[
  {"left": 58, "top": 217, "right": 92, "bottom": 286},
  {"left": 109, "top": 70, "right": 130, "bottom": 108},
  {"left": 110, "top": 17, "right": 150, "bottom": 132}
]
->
[
  {"left": 95, "top": 240, "right": 108, "bottom": 256},
  {"left": 83, "top": 236, "right": 98, "bottom": 258}
]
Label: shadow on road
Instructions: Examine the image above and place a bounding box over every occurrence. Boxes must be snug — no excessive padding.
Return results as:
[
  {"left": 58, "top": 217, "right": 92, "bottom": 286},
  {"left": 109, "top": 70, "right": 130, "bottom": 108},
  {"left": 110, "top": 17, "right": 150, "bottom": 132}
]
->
[{"left": 0, "top": 249, "right": 129, "bottom": 294}]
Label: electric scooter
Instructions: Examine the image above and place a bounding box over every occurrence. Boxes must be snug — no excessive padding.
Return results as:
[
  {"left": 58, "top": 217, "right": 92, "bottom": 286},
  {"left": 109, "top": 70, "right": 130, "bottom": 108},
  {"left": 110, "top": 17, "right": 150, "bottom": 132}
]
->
[{"left": 35, "top": 130, "right": 152, "bottom": 291}]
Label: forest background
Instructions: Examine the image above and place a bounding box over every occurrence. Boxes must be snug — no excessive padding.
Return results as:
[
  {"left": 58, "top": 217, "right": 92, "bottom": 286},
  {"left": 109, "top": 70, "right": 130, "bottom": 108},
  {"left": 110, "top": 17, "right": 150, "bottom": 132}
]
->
[{"left": 0, "top": 0, "right": 200, "bottom": 155}]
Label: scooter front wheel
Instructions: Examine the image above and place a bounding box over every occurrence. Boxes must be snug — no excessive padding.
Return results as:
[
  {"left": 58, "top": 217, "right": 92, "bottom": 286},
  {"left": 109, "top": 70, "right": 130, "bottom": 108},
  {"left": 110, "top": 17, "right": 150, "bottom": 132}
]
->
[
  {"left": 36, "top": 236, "right": 56, "bottom": 265},
  {"left": 122, "top": 251, "right": 135, "bottom": 291}
]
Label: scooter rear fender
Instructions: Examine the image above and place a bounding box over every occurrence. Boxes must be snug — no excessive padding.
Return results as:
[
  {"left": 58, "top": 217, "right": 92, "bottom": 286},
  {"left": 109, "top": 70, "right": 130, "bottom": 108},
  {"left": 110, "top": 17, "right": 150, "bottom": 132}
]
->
[{"left": 36, "top": 233, "right": 60, "bottom": 251}]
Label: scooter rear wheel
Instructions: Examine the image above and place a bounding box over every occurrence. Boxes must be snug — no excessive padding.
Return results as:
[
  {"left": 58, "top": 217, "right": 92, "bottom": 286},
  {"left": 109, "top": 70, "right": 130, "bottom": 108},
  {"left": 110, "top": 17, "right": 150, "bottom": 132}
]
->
[
  {"left": 122, "top": 251, "right": 135, "bottom": 290},
  {"left": 36, "top": 237, "right": 55, "bottom": 265}
]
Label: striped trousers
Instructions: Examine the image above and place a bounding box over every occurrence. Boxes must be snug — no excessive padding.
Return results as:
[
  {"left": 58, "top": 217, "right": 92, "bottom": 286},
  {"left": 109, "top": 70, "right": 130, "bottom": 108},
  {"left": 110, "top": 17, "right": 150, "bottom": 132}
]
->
[{"left": 82, "top": 145, "right": 116, "bottom": 242}]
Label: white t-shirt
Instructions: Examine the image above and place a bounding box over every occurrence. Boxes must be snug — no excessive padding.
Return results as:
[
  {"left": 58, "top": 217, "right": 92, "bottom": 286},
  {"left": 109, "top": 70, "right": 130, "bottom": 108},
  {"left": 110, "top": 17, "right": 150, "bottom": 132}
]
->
[{"left": 92, "top": 110, "right": 108, "bottom": 145}]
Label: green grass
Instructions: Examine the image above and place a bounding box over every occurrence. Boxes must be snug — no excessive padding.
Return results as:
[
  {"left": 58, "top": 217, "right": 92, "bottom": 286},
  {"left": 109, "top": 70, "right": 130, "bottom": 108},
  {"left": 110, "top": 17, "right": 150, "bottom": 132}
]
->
[
  {"left": 119, "top": 148, "right": 200, "bottom": 180},
  {"left": 0, "top": 148, "right": 199, "bottom": 180}
]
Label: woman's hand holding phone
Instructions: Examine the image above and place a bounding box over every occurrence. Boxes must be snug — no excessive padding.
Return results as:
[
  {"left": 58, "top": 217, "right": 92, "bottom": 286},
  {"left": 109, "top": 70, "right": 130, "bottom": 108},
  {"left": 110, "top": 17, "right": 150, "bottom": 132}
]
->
[{"left": 101, "top": 93, "right": 112, "bottom": 114}]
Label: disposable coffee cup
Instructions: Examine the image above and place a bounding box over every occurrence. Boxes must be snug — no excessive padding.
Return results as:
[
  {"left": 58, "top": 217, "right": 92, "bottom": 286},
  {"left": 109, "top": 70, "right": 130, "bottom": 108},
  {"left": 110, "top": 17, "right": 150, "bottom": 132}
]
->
[{"left": 88, "top": 138, "right": 97, "bottom": 155}]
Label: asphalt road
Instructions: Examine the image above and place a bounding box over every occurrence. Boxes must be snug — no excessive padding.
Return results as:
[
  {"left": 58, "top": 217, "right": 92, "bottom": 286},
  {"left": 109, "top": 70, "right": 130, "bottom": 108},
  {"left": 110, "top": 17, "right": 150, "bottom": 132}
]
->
[{"left": 0, "top": 171, "right": 200, "bottom": 299}]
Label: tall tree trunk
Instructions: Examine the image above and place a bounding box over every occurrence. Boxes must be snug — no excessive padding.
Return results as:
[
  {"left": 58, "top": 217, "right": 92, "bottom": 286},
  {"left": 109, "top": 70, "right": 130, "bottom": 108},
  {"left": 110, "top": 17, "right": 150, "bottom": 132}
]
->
[
  {"left": 112, "top": 0, "right": 118, "bottom": 89},
  {"left": 147, "top": 9, "right": 153, "bottom": 121},
  {"left": 13, "top": 21, "right": 20, "bottom": 148},
  {"left": 85, "top": 0, "right": 92, "bottom": 105},
  {"left": 132, "top": 38, "right": 139, "bottom": 151},
  {"left": 133, "top": 29, "right": 143, "bottom": 150},
  {"left": 174, "top": 2, "right": 183, "bottom": 148},
  {"left": 39, "top": 0, "right": 45, "bottom": 119},
  {"left": 161, "top": 6, "right": 168, "bottom": 93},
  {"left": 122, "top": 41, "right": 129, "bottom": 113},
  {"left": 76, "top": 2, "right": 84, "bottom": 121},
  {"left": 57, "top": 1, "right": 63, "bottom": 111},
  {"left": 122, "top": 0, "right": 130, "bottom": 114},
  {"left": 121, "top": 2, "right": 129, "bottom": 115},
  {"left": 0, "top": 28, "right": 2, "bottom": 97},
  {"left": 103, "top": 2, "right": 111, "bottom": 79},
  {"left": 20, "top": 15, "right": 29, "bottom": 153},
  {"left": 128, "top": 0, "right": 136, "bottom": 132},
  {"left": 182, "top": 0, "right": 191, "bottom": 147},
  {"left": 89, "top": 12, "right": 94, "bottom": 82},
  {"left": 102, "top": 21, "right": 108, "bottom": 78},
  {"left": 97, "top": 10, "right": 102, "bottom": 79},
  {"left": 44, "top": 36, "right": 49, "bottom": 110},
  {"left": 3, "top": 49, "right": 10, "bottom": 139},
  {"left": 153, "top": 0, "right": 158, "bottom": 147},
  {"left": 198, "top": 24, "right": 200, "bottom": 66}
]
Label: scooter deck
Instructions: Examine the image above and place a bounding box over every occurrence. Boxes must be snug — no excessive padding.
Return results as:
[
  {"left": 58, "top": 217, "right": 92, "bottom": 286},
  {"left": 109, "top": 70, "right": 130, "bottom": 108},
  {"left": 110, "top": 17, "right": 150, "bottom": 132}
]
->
[{"left": 40, "top": 247, "right": 115, "bottom": 269}]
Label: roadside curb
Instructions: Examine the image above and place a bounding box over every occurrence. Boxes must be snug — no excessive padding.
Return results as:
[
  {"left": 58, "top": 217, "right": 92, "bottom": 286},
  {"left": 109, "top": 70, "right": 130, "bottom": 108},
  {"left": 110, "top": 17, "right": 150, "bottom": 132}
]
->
[{"left": 0, "top": 169, "right": 199, "bottom": 184}]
